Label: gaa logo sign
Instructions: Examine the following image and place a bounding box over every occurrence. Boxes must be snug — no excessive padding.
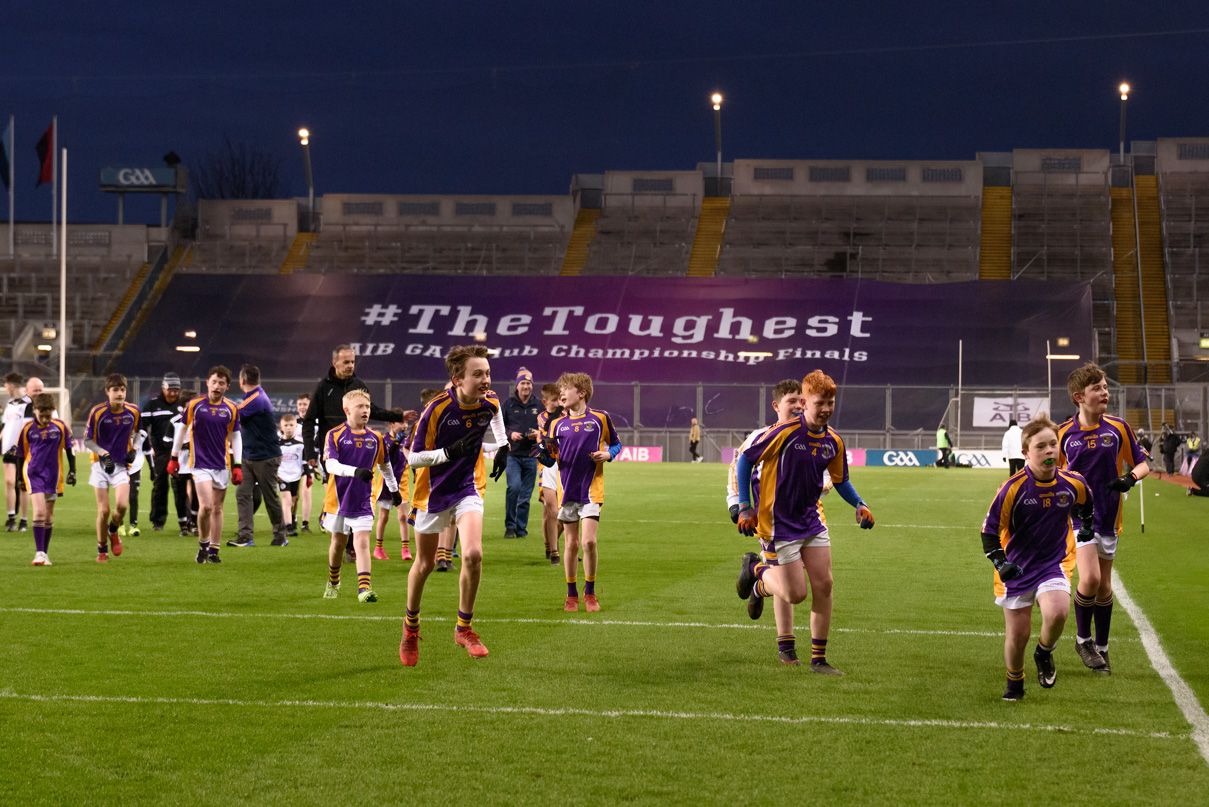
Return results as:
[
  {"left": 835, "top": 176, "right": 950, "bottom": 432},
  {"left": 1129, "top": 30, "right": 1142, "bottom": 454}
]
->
[
  {"left": 956, "top": 452, "right": 993, "bottom": 468},
  {"left": 117, "top": 168, "right": 157, "bottom": 186},
  {"left": 883, "top": 451, "right": 921, "bottom": 466}
]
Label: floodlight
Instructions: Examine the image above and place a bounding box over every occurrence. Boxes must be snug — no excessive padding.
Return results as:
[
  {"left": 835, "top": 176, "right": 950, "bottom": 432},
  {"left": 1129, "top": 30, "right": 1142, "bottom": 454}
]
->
[
  {"left": 298, "top": 128, "right": 310, "bottom": 145},
  {"left": 184, "top": 330, "right": 197, "bottom": 338},
  {"left": 175, "top": 346, "right": 201, "bottom": 353},
  {"left": 36, "top": 344, "right": 52, "bottom": 352},
  {"left": 1119, "top": 83, "right": 1129, "bottom": 100},
  {"left": 711, "top": 92, "right": 723, "bottom": 111}
]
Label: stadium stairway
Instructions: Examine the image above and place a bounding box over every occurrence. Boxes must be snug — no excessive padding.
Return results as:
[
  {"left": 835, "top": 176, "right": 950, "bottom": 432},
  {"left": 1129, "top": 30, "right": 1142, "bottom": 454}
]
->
[
  {"left": 279, "top": 233, "right": 316, "bottom": 274},
  {"left": 91, "top": 260, "right": 152, "bottom": 353},
  {"left": 685, "top": 197, "right": 731, "bottom": 277},
  {"left": 977, "top": 187, "right": 1012, "bottom": 279},
  {"left": 1110, "top": 187, "right": 1145, "bottom": 384},
  {"left": 113, "top": 246, "right": 189, "bottom": 358},
  {"left": 1134, "top": 176, "right": 1172, "bottom": 384},
  {"left": 559, "top": 209, "right": 600, "bottom": 276}
]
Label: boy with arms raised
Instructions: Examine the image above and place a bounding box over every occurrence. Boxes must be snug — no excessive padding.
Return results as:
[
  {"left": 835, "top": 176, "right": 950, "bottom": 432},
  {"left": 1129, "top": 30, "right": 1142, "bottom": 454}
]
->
[
  {"left": 85, "top": 374, "right": 143, "bottom": 561},
  {"left": 538, "top": 372, "right": 621, "bottom": 612},
  {"left": 734, "top": 370, "right": 874, "bottom": 674},
  {"left": 400, "top": 347, "right": 509, "bottom": 665},
  {"left": 1056, "top": 363, "right": 1149, "bottom": 674},
  {"left": 168, "top": 367, "right": 242, "bottom": 564},
  {"left": 14, "top": 393, "right": 76, "bottom": 565},
  {"left": 373, "top": 411, "right": 411, "bottom": 561},
  {"left": 322, "top": 390, "right": 402, "bottom": 602},
  {"left": 536, "top": 383, "right": 563, "bottom": 565},
  {"left": 981, "top": 415, "right": 1093, "bottom": 700}
]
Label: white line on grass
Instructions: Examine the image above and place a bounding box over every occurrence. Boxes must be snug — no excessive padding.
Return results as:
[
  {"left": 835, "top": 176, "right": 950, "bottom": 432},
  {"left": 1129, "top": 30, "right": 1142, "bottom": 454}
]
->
[
  {"left": 633, "top": 520, "right": 968, "bottom": 529},
  {"left": 0, "top": 690, "right": 1187, "bottom": 741},
  {"left": 1112, "top": 569, "right": 1209, "bottom": 766},
  {"left": 0, "top": 606, "right": 1141, "bottom": 642}
]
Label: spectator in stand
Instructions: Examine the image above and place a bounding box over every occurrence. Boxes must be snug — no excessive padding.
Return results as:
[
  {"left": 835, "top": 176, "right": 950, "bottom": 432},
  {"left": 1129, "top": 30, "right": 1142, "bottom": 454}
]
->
[
  {"left": 501, "top": 367, "right": 540, "bottom": 539},
  {"left": 689, "top": 417, "right": 702, "bottom": 463},
  {"left": 145, "top": 373, "right": 191, "bottom": 533},
  {"left": 230, "top": 364, "right": 288, "bottom": 548},
  {"left": 1001, "top": 418, "right": 1024, "bottom": 476}
]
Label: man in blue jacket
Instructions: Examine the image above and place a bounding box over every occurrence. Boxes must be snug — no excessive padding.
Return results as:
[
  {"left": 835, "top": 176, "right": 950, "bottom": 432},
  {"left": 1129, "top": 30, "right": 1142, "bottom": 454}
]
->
[
  {"left": 230, "top": 364, "right": 288, "bottom": 548},
  {"left": 501, "top": 367, "right": 541, "bottom": 539}
]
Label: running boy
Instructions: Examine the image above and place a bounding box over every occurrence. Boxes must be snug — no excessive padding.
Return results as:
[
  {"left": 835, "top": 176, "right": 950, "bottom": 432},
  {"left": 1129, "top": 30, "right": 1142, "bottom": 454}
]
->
[
  {"left": 373, "top": 411, "right": 411, "bottom": 561},
  {"left": 14, "top": 393, "right": 75, "bottom": 565},
  {"left": 539, "top": 372, "right": 621, "bottom": 612},
  {"left": 321, "top": 390, "right": 402, "bottom": 602},
  {"left": 168, "top": 367, "right": 242, "bottom": 564},
  {"left": 1056, "top": 363, "right": 1149, "bottom": 674},
  {"left": 85, "top": 374, "right": 143, "bottom": 561},
  {"left": 400, "top": 346, "right": 509, "bottom": 666},
  {"left": 734, "top": 370, "right": 874, "bottom": 674},
  {"left": 981, "top": 414, "right": 1093, "bottom": 700},
  {"left": 278, "top": 413, "right": 305, "bottom": 537},
  {"left": 536, "top": 383, "right": 563, "bottom": 565}
]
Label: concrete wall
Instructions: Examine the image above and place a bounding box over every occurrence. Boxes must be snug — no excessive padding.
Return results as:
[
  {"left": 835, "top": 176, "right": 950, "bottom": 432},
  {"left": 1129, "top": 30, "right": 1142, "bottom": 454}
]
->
[
  {"left": 197, "top": 199, "right": 298, "bottom": 242},
  {"left": 0, "top": 223, "right": 150, "bottom": 262},
  {"left": 731, "top": 159, "right": 982, "bottom": 197},
  {"left": 1012, "top": 149, "right": 1110, "bottom": 186},
  {"left": 601, "top": 171, "right": 703, "bottom": 209},
  {"left": 1156, "top": 138, "right": 1209, "bottom": 174},
  {"left": 320, "top": 194, "right": 574, "bottom": 232}
]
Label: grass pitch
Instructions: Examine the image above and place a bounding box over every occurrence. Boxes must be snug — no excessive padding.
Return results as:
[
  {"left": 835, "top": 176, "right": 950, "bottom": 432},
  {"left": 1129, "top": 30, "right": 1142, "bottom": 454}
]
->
[{"left": 2, "top": 464, "right": 1207, "bottom": 806}]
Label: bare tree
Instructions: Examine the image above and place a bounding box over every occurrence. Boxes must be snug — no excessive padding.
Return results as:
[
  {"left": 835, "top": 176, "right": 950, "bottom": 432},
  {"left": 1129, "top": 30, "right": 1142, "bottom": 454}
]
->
[{"left": 192, "top": 136, "right": 285, "bottom": 199}]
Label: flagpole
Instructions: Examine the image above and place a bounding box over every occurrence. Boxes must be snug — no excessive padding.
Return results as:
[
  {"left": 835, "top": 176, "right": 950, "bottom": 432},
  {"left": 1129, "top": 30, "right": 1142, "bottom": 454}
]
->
[
  {"left": 59, "top": 147, "right": 66, "bottom": 398},
  {"left": 8, "top": 115, "right": 13, "bottom": 257},
  {"left": 51, "top": 115, "right": 57, "bottom": 257}
]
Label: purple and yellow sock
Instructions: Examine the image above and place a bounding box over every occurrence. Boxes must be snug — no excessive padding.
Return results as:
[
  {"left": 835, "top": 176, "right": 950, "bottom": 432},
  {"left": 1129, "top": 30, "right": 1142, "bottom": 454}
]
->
[
  {"left": 375, "top": 535, "right": 384, "bottom": 549},
  {"left": 1074, "top": 590, "right": 1095, "bottom": 641},
  {"left": 1006, "top": 666, "right": 1025, "bottom": 691},
  {"left": 33, "top": 522, "right": 45, "bottom": 553},
  {"left": 584, "top": 576, "right": 595, "bottom": 596},
  {"left": 753, "top": 560, "right": 771, "bottom": 580},
  {"left": 456, "top": 610, "right": 473, "bottom": 632},
  {"left": 44, "top": 523, "right": 53, "bottom": 553},
  {"left": 777, "top": 633, "right": 795, "bottom": 653},
  {"left": 566, "top": 577, "right": 578, "bottom": 598},
  {"left": 329, "top": 565, "right": 340, "bottom": 586},
  {"left": 404, "top": 608, "right": 420, "bottom": 630},
  {"left": 811, "top": 638, "right": 828, "bottom": 665},
  {"left": 208, "top": 544, "right": 219, "bottom": 556},
  {"left": 438, "top": 547, "right": 452, "bottom": 563},
  {"left": 357, "top": 571, "right": 371, "bottom": 593},
  {"left": 754, "top": 579, "right": 770, "bottom": 598},
  {"left": 1094, "top": 594, "right": 1114, "bottom": 651}
]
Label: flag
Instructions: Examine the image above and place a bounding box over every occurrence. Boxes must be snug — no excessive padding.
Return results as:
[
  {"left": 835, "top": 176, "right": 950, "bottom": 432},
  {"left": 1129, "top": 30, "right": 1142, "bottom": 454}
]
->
[
  {"left": 0, "top": 118, "right": 11, "bottom": 190},
  {"left": 35, "top": 121, "right": 54, "bottom": 187}
]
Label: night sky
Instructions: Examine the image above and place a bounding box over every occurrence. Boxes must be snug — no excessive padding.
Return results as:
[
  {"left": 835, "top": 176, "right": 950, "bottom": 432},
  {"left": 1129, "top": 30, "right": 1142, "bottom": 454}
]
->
[{"left": 5, "top": 2, "right": 1209, "bottom": 225}]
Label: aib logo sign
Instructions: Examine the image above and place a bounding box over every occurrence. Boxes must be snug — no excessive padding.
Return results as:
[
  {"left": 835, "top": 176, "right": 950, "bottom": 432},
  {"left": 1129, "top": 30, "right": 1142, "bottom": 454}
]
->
[{"left": 117, "top": 168, "right": 157, "bottom": 185}]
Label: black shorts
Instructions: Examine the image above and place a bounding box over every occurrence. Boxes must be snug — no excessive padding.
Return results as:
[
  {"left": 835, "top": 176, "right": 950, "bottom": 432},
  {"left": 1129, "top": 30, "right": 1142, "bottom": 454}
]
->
[
  {"left": 279, "top": 480, "right": 300, "bottom": 496},
  {"left": 3, "top": 454, "right": 18, "bottom": 466}
]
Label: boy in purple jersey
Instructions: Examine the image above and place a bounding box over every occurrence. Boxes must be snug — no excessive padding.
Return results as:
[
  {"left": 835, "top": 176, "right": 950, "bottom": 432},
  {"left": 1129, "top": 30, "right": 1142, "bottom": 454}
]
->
[
  {"left": 734, "top": 370, "right": 875, "bottom": 673},
  {"left": 322, "top": 390, "right": 402, "bottom": 603},
  {"left": 399, "top": 346, "right": 509, "bottom": 667},
  {"left": 15, "top": 393, "right": 76, "bottom": 566},
  {"left": 372, "top": 412, "right": 411, "bottom": 561},
  {"left": 981, "top": 415, "right": 1094, "bottom": 701},
  {"left": 1056, "top": 363, "right": 1150, "bottom": 674},
  {"left": 84, "top": 374, "right": 143, "bottom": 562},
  {"left": 536, "top": 384, "right": 563, "bottom": 565},
  {"left": 538, "top": 372, "right": 621, "bottom": 612},
  {"left": 168, "top": 366, "right": 243, "bottom": 564}
]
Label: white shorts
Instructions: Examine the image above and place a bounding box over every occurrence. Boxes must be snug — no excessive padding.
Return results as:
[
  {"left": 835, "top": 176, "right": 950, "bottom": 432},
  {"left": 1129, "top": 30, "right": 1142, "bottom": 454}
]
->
[
  {"left": 322, "top": 512, "right": 375, "bottom": 535},
  {"left": 1087, "top": 532, "right": 1119, "bottom": 561},
  {"left": 540, "top": 463, "right": 558, "bottom": 491},
  {"left": 995, "top": 576, "right": 1071, "bottom": 609},
  {"left": 192, "top": 468, "right": 231, "bottom": 489},
  {"left": 178, "top": 451, "right": 193, "bottom": 477},
  {"left": 759, "top": 530, "right": 831, "bottom": 566},
  {"left": 89, "top": 462, "right": 130, "bottom": 489},
  {"left": 411, "top": 495, "right": 484, "bottom": 534},
  {"left": 377, "top": 497, "right": 409, "bottom": 513},
  {"left": 558, "top": 501, "right": 602, "bottom": 522}
]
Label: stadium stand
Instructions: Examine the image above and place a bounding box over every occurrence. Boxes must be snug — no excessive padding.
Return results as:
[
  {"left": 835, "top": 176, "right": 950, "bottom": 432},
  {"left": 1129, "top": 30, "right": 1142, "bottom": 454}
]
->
[{"left": 580, "top": 172, "right": 702, "bottom": 276}]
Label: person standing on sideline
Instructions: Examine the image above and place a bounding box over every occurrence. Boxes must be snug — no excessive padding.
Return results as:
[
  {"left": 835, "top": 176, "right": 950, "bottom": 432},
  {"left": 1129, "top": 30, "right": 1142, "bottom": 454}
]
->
[
  {"left": 689, "top": 418, "right": 702, "bottom": 463},
  {"left": 3, "top": 372, "right": 30, "bottom": 531},
  {"left": 1159, "top": 424, "right": 1182, "bottom": 477},
  {"left": 1182, "top": 432, "right": 1200, "bottom": 476},
  {"left": 1002, "top": 418, "right": 1024, "bottom": 476},
  {"left": 936, "top": 421, "right": 953, "bottom": 468},
  {"left": 145, "top": 373, "right": 190, "bottom": 533},
  {"left": 230, "top": 364, "right": 288, "bottom": 548},
  {"left": 502, "top": 367, "right": 540, "bottom": 539}
]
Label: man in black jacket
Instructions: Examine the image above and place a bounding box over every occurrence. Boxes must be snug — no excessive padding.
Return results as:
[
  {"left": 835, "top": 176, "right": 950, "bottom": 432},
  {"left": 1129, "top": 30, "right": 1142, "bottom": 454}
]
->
[
  {"left": 302, "top": 345, "right": 414, "bottom": 470},
  {"left": 145, "top": 373, "right": 190, "bottom": 533},
  {"left": 501, "top": 367, "right": 541, "bottom": 539}
]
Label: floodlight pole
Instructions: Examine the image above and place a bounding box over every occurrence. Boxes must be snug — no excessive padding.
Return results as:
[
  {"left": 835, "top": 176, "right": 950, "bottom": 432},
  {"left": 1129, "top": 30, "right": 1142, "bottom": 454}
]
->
[
  {"left": 59, "top": 147, "right": 67, "bottom": 398},
  {"left": 1118, "top": 84, "right": 1130, "bottom": 162},
  {"left": 299, "top": 129, "right": 314, "bottom": 232}
]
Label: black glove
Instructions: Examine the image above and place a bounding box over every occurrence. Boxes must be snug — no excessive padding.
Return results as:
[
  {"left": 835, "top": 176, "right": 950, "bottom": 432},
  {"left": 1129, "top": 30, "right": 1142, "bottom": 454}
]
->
[
  {"left": 102, "top": 454, "right": 116, "bottom": 474},
  {"left": 1076, "top": 526, "right": 1096, "bottom": 545},
  {"left": 66, "top": 471, "right": 76, "bottom": 487},
  {"left": 729, "top": 504, "right": 740, "bottom": 524},
  {"left": 354, "top": 467, "right": 374, "bottom": 483},
  {"left": 987, "top": 548, "right": 1023, "bottom": 582},
  {"left": 125, "top": 449, "right": 138, "bottom": 465},
  {"left": 491, "top": 444, "right": 510, "bottom": 481},
  {"left": 445, "top": 429, "right": 483, "bottom": 461},
  {"left": 15, "top": 475, "right": 26, "bottom": 492},
  {"left": 391, "top": 489, "right": 404, "bottom": 507},
  {"left": 1107, "top": 472, "right": 1137, "bottom": 492}
]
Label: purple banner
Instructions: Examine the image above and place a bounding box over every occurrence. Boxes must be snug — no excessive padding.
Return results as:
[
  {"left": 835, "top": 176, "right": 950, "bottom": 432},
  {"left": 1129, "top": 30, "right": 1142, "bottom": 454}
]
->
[{"left": 118, "top": 275, "right": 1092, "bottom": 387}]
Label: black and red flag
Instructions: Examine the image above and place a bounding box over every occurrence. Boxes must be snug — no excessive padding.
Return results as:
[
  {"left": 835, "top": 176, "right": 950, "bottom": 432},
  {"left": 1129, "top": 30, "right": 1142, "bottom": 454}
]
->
[{"left": 34, "top": 121, "right": 54, "bottom": 186}]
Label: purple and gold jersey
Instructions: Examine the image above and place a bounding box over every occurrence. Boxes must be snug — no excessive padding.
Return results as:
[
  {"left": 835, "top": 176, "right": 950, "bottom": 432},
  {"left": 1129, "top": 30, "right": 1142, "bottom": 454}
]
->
[
  {"left": 17, "top": 418, "right": 72, "bottom": 495},
  {"left": 1056, "top": 414, "right": 1146, "bottom": 536},
  {"left": 410, "top": 390, "right": 500, "bottom": 513},
  {"left": 184, "top": 396, "right": 239, "bottom": 471},
  {"left": 742, "top": 416, "right": 847, "bottom": 542},
  {"left": 377, "top": 432, "right": 410, "bottom": 502},
  {"left": 85, "top": 402, "right": 140, "bottom": 464},
  {"left": 323, "top": 424, "right": 386, "bottom": 518},
  {"left": 982, "top": 467, "right": 1089, "bottom": 598},
  {"left": 547, "top": 408, "right": 620, "bottom": 505}
]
